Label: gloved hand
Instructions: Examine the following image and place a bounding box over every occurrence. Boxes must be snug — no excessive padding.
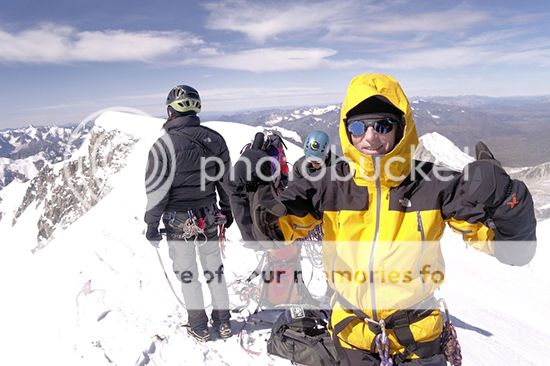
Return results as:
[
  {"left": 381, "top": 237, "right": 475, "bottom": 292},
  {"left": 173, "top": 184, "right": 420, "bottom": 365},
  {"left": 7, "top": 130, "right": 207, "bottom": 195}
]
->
[
  {"left": 221, "top": 210, "right": 234, "bottom": 229},
  {"left": 251, "top": 184, "right": 287, "bottom": 244},
  {"left": 459, "top": 142, "right": 512, "bottom": 210},
  {"left": 232, "top": 132, "right": 273, "bottom": 193},
  {"left": 145, "top": 223, "right": 162, "bottom": 248}
]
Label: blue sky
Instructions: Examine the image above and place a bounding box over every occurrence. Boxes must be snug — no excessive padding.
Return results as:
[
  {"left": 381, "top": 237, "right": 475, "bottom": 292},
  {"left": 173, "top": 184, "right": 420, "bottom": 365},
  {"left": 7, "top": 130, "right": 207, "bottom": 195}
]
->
[{"left": 1, "top": 0, "right": 550, "bottom": 128}]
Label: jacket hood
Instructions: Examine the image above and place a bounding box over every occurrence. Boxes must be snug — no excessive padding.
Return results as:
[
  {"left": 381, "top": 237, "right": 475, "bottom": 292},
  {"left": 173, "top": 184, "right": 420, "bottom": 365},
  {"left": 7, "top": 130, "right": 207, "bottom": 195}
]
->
[{"left": 339, "top": 74, "right": 418, "bottom": 187}]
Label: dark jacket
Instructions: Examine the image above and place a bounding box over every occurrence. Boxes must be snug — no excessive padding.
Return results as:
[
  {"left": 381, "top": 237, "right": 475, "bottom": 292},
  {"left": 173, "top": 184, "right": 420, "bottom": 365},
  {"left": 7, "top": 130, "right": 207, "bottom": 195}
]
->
[
  {"left": 291, "top": 151, "right": 339, "bottom": 181},
  {"left": 144, "top": 115, "right": 231, "bottom": 225}
]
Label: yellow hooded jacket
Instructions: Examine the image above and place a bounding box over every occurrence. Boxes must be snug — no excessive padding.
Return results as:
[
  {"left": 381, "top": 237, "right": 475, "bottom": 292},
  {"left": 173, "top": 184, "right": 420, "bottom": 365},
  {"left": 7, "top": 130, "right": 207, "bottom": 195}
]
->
[{"left": 274, "top": 73, "right": 536, "bottom": 359}]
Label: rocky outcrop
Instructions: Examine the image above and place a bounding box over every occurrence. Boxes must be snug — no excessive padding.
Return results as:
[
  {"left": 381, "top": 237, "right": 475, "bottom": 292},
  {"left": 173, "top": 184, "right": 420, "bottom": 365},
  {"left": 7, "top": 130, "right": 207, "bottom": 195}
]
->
[{"left": 12, "top": 126, "right": 138, "bottom": 251}]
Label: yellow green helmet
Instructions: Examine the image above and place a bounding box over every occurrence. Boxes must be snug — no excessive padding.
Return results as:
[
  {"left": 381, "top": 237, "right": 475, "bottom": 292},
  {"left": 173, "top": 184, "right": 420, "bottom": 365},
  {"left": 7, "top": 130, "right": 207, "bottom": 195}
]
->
[{"left": 166, "top": 85, "right": 201, "bottom": 114}]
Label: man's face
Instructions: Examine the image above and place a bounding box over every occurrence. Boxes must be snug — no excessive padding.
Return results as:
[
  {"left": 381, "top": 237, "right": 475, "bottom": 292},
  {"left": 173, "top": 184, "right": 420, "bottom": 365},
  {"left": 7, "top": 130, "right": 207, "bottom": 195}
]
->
[
  {"left": 347, "top": 116, "right": 399, "bottom": 155},
  {"left": 351, "top": 126, "right": 397, "bottom": 155},
  {"left": 308, "top": 160, "right": 323, "bottom": 170}
]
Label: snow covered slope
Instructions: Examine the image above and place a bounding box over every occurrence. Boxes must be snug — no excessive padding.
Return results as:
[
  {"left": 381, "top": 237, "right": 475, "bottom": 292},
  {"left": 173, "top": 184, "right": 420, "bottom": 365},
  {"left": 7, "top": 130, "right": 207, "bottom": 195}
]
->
[
  {"left": 0, "top": 111, "right": 547, "bottom": 365},
  {"left": 415, "top": 132, "right": 474, "bottom": 171}
]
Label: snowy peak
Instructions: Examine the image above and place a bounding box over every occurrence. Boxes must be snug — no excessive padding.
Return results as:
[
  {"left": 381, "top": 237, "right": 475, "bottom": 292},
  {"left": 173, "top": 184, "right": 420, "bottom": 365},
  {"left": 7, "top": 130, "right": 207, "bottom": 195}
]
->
[
  {"left": 415, "top": 132, "right": 474, "bottom": 171},
  {"left": 0, "top": 124, "right": 83, "bottom": 158},
  {"left": 94, "top": 110, "right": 164, "bottom": 138},
  {"left": 509, "top": 162, "right": 550, "bottom": 220},
  {"left": 0, "top": 124, "right": 91, "bottom": 189},
  {"left": 266, "top": 104, "right": 340, "bottom": 125},
  {"left": 11, "top": 125, "right": 138, "bottom": 250}
]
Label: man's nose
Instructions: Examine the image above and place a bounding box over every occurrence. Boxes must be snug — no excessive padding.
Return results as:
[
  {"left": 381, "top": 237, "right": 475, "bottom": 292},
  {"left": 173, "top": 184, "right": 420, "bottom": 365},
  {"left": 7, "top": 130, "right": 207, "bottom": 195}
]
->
[{"left": 364, "top": 125, "right": 378, "bottom": 140}]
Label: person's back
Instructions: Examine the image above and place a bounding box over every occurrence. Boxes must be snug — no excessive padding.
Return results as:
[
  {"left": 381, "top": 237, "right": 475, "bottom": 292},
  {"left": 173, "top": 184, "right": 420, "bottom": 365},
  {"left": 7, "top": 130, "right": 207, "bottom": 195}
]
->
[
  {"left": 145, "top": 113, "right": 231, "bottom": 218},
  {"left": 144, "top": 85, "right": 234, "bottom": 342}
]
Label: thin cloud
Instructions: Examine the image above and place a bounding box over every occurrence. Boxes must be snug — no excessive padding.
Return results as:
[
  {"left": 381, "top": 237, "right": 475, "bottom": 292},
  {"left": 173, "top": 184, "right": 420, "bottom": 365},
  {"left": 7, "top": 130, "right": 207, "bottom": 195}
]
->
[
  {"left": 185, "top": 47, "right": 338, "bottom": 72},
  {"left": 0, "top": 23, "right": 203, "bottom": 64},
  {"left": 329, "top": 43, "right": 550, "bottom": 70},
  {"left": 203, "top": 0, "right": 355, "bottom": 43},
  {"left": 319, "top": 46, "right": 495, "bottom": 70},
  {"left": 201, "top": 86, "right": 343, "bottom": 111},
  {"left": 371, "top": 8, "right": 489, "bottom": 33},
  {"left": 204, "top": 1, "right": 489, "bottom": 44},
  {"left": 461, "top": 29, "right": 526, "bottom": 46}
]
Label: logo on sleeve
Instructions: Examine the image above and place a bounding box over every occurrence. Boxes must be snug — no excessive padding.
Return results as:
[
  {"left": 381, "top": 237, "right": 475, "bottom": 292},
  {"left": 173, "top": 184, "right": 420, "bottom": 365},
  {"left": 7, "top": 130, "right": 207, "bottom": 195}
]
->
[{"left": 506, "top": 193, "right": 518, "bottom": 208}]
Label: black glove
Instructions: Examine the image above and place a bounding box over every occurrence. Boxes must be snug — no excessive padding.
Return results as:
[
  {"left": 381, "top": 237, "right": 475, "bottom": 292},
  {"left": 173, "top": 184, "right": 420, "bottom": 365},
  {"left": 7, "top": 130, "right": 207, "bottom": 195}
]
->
[
  {"left": 221, "top": 210, "right": 234, "bottom": 229},
  {"left": 145, "top": 223, "right": 162, "bottom": 248},
  {"left": 251, "top": 184, "right": 287, "bottom": 244},
  {"left": 459, "top": 142, "right": 512, "bottom": 210},
  {"left": 232, "top": 132, "right": 273, "bottom": 193}
]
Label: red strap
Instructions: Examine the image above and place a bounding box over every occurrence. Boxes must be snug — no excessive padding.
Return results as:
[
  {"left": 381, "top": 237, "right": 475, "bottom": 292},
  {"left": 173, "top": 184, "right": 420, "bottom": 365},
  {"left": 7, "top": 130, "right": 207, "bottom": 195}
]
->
[{"left": 219, "top": 224, "right": 226, "bottom": 259}]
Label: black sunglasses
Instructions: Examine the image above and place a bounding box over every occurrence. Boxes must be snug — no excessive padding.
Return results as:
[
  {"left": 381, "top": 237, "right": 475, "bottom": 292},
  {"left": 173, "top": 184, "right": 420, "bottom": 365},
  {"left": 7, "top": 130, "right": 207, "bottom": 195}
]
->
[{"left": 346, "top": 117, "right": 399, "bottom": 136}]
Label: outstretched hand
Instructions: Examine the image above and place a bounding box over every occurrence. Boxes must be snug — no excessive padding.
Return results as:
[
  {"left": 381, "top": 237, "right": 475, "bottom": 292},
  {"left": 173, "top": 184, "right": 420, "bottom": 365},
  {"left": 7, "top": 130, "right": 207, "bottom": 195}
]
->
[
  {"left": 232, "top": 132, "right": 273, "bottom": 193},
  {"left": 459, "top": 141, "right": 512, "bottom": 210}
]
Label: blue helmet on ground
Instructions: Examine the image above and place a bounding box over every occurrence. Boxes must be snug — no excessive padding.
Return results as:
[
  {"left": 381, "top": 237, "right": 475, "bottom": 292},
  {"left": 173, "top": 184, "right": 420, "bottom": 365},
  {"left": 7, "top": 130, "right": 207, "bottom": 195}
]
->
[{"left": 304, "top": 130, "right": 330, "bottom": 162}]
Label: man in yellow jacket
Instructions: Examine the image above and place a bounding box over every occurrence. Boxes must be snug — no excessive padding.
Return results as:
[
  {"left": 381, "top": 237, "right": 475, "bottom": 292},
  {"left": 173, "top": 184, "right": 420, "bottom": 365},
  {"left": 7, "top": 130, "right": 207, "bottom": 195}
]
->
[{"left": 234, "top": 73, "right": 537, "bottom": 365}]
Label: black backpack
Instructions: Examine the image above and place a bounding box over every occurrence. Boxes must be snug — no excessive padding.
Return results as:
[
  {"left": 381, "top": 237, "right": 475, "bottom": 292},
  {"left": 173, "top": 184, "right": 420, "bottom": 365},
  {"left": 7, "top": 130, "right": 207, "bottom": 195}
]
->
[{"left": 267, "top": 308, "right": 339, "bottom": 366}]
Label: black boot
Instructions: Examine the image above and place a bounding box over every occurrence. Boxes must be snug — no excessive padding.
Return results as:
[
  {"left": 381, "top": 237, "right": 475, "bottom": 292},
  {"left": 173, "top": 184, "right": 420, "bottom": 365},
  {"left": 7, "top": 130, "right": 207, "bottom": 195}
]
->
[
  {"left": 211, "top": 319, "right": 232, "bottom": 339},
  {"left": 187, "top": 326, "right": 210, "bottom": 342}
]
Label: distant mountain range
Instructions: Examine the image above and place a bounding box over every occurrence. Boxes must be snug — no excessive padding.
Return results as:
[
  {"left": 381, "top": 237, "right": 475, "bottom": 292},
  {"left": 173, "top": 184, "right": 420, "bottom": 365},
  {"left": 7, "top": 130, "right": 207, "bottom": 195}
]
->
[
  {"left": 216, "top": 95, "right": 550, "bottom": 167},
  {"left": 0, "top": 124, "right": 90, "bottom": 189},
  {"left": 1, "top": 96, "right": 549, "bottom": 221}
]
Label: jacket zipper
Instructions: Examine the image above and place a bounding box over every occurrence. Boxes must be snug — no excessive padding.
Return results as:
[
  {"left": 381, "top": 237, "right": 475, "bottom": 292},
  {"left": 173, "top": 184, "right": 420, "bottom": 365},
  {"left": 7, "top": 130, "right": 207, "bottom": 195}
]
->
[
  {"left": 332, "top": 212, "right": 341, "bottom": 286},
  {"left": 416, "top": 211, "right": 426, "bottom": 289},
  {"left": 368, "top": 157, "right": 381, "bottom": 321}
]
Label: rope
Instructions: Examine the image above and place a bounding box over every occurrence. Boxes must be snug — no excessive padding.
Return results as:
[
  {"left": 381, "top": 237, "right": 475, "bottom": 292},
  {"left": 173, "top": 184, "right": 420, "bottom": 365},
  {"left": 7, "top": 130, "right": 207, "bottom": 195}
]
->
[
  {"left": 165, "top": 211, "right": 208, "bottom": 246},
  {"left": 374, "top": 333, "right": 394, "bottom": 366},
  {"left": 299, "top": 225, "right": 323, "bottom": 268},
  {"left": 238, "top": 309, "right": 263, "bottom": 357},
  {"left": 228, "top": 278, "right": 261, "bottom": 313},
  {"left": 302, "top": 240, "right": 323, "bottom": 268},
  {"left": 439, "top": 299, "right": 462, "bottom": 366},
  {"left": 368, "top": 318, "right": 394, "bottom": 366},
  {"left": 155, "top": 248, "right": 187, "bottom": 310}
]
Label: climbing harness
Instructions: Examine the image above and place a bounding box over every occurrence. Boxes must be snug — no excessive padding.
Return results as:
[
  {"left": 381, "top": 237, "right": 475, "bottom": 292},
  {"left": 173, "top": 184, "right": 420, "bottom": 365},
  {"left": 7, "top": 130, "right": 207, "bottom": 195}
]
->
[{"left": 164, "top": 210, "right": 208, "bottom": 245}]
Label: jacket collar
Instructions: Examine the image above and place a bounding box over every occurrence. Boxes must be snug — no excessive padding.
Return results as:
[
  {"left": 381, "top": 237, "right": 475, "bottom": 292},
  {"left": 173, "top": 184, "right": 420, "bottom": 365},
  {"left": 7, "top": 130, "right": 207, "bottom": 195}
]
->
[{"left": 163, "top": 114, "right": 201, "bottom": 131}]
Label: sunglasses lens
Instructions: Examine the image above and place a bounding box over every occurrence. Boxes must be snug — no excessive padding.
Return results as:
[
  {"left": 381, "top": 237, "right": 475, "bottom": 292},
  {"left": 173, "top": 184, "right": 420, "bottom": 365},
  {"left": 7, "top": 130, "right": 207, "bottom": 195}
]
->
[
  {"left": 373, "top": 120, "right": 394, "bottom": 134},
  {"left": 347, "top": 121, "right": 366, "bottom": 136},
  {"left": 347, "top": 118, "right": 396, "bottom": 136}
]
